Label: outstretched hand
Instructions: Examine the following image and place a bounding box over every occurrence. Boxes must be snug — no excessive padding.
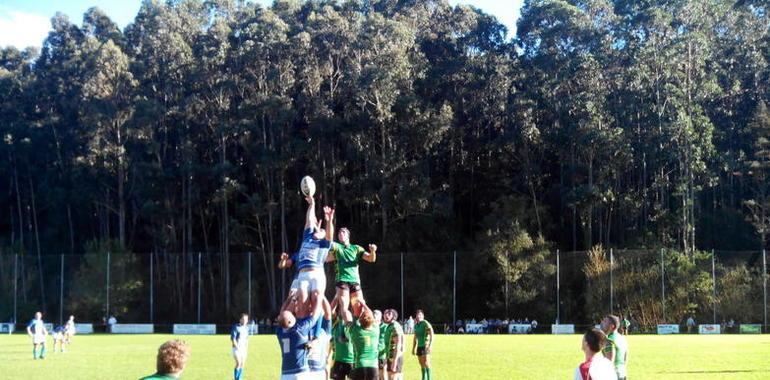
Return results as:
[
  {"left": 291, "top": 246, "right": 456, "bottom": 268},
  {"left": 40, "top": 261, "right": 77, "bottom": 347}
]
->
[
  {"left": 280, "top": 252, "right": 289, "bottom": 261},
  {"left": 305, "top": 196, "right": 315, "bottom": 205},
  {"left": 323, "top": 206, "right": 335, "bottom": 221}
]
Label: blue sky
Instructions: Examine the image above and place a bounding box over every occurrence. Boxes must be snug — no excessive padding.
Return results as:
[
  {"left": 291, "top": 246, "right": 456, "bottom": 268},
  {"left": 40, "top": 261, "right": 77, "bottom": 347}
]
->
[{"left": 0, "top": 0, "right": 523, "bottom": 49}]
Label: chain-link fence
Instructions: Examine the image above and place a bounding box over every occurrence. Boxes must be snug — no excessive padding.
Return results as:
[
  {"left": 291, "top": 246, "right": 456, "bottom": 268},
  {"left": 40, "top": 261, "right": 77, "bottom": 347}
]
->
[{"left": 0, "top": 249, "right": 767, "bottom": 333}]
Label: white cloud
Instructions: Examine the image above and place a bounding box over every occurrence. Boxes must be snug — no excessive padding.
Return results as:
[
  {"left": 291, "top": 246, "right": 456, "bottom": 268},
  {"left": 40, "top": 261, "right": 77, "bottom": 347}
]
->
[{"left": 0, "top": 10, "right": 51, "bottom": 49}]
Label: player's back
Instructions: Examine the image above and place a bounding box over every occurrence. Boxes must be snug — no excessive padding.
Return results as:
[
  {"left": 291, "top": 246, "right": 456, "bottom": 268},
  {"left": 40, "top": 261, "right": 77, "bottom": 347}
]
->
[
  {"left": 277, "top": 316, "right": 317, "bottom": 375},
  {"left": 294, "top": 229, "right": 331, "bottom": 270}
]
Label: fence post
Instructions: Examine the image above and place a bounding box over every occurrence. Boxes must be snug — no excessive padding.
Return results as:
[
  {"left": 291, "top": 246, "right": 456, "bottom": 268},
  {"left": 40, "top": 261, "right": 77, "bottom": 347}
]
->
[
  {"left": 150, "top": 252, "right": 154, "bottom": 324},
  {"left": 248, "top": 251, "right": 252, "bottom": 319},
  {"left": 60, "top": 254, "right": 64, "bottom": 324},
  {"left": 197, "top": 252, "right": 202, "bottom": 323},
  {"left": 660, "top": 248, "right": 666, "bottom": 323},
  {"left": 400, "top": 252, "right": 404, "bottom": 322},
  {"left": 556, "top": 249, "right": 560, "bottom": 324},
  {"left": 610, "top": 248, "right": 614, "bottom": 314},
  {"left": 505, "top": 250, "right": 509, "bottom": 320},
  {"left": 106, "top": 251, "right": 111, "bottom": 317},
  {"left": 452, "top": 251, "right": 457, "bottom": 331},
  {"left": 13, "top": 253, "right": 18, "bottom": 324},
  {"left": 760, "top": 249, "right": 767, "bottom": 332},
  {"left": 712, "top": 249, "right": 716, "bottom": 324}
]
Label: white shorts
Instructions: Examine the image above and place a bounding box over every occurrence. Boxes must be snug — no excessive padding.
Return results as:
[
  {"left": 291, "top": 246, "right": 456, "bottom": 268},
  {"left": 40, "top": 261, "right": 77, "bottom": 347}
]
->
[
  {"left": 232, "top": 346, "right": 248, "bottom": 361},
  {"left": 280, "top": 372, "right": 322, "bottom": 380},
  {"left": 290, "top": 270, "right": 326, "bottom": 295},
  {"left": 32, "top": 334, "right": 46, "bottom": 344}
]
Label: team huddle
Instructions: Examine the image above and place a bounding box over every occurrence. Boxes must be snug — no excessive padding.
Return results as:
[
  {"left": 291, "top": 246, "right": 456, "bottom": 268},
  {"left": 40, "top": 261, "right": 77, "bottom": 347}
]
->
[{"left": 234, "top": 176, "right": 435, "bottom": 380}]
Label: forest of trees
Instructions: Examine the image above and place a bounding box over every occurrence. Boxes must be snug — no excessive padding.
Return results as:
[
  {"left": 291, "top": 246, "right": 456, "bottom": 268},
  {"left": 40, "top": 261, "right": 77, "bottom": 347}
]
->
[{"left": 1, "top": 0, "right": 770, "bottom": 327}]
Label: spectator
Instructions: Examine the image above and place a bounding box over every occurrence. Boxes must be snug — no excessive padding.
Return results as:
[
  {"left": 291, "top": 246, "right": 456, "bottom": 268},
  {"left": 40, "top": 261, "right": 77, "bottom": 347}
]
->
[
  {"left": 686, "top": 316, "right": 696, "bottom": 334},
  {"left": 107, "top": 315, "right": 117, "bottom": 333},
  {"left": 727, "top": 319, "right": 735, "bottom": 333},
  {"left": 531, "top": 319, "right": 538, "bottom": 332},
  {"left": 574, "top": 329, "right": 617, "bottom": 380},
  {"left": 406, "top": 316, "right": 415, "bottom": 334},
  {"left": 139, "top": 339, "right": 190, "bottom": 380}
]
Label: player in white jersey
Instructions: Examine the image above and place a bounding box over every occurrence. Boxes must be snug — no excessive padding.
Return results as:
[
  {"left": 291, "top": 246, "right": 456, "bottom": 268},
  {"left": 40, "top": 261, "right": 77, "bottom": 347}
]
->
[
  {"left": 64, "top": 315, "right": 76, "bottom": 344},
  {"left": 231, "top": 313, "right": 250, "bottom": 380},
  {"left": 26, "top": 311, "right": 48, "bottom": 360},
  {"left": 279, "top": 196, "right": 334, "bottom": 304}
]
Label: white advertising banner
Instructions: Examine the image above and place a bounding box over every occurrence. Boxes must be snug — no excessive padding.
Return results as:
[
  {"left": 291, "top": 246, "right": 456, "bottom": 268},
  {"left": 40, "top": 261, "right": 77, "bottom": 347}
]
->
[
  {"left": 74, "top": 323, "right": 94, "bottom": 334},
  {"left": 698, "top": 324, "right": 721, "bottom": 334},
  {"left": 0, "top": 323, "right": 14, "bottom": 333},
  {"left": 111, "top": 324, "right": 154, "bottom": 334},
  {"left": 173, "top": 324, "right": 216, "bottom": 335},
  {"left": 551, "top": 324, "right": 575, "bottom": 334},
  {"left": 656, "top": 324, "right": 680, "bottom": 334},
  {"left": 465, "top": 324, "right": 484, "bottom": 333},
  {"left": 507, "top": 324, "right": 533, "bottom": 334}
]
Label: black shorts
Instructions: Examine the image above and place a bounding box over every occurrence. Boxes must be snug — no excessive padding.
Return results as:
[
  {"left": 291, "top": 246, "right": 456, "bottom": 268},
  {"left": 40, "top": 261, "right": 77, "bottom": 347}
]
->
[
  {"left": 336, "top": 281, "right": 362, "bottom": 293},
  {"left": 416, "top": 346, "right": 429, "bottom": 356},
  {"left": 387, "top": 355, "right": 403, "bottom": 373},
  {"left": 331, "top": 362, "right": 353, "bottom": 380},
  {"left": 378, "top": 358, "right": 386, "bottom": 369},
  {"left": 351, "top": 367, "right": 378, "bottom": 380}
]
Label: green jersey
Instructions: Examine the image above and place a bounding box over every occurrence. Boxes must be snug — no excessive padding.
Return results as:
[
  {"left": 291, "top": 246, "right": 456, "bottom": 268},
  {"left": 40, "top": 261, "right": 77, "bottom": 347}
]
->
[
  {"left": 331, "top": 242, "right": 366, "bottom": 283},
  {"left": 603, "top": 331, "right": 629, "bottom": 378},
  {"left": 348, "top": 319, "right": 379, "bottom": 368},
  {"left": 138, "top": 374, "right": 178, "bottom": 380},
  {"left": 378, "top": 323, "right": 388, "bottom": 359},
  {"left": 384, "top": 321, "right": 403, "bottom": 358},
  {"left": 414, "top": 320, "right": 432, "bottom": 348},
  {"left": 332, "top": 319, "right": 354, "bottom": 364}
]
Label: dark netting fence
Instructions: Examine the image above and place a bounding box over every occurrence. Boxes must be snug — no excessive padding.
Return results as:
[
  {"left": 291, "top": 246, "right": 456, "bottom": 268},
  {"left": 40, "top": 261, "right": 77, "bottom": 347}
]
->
[{"left": 0, "top": 249, "right": 767, "bottom": 333}]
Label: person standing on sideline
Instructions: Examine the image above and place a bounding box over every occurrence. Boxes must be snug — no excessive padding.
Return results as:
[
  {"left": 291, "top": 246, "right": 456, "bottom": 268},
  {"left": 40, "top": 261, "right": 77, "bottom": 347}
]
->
[
  {"left": 231, "top": 313, "right": 250, "bottom": 380},
  {"left": 27, "top": 312, "right": 48, "bottom": 360},
  {"left": 575, "top": 329, "right": 617, "bottom": 380},
  {"left": 412, "top": 310, "right": 434, "bottom": 380},
  {"left": 601, "top": 315, "right": 629, "bottom": 380}
]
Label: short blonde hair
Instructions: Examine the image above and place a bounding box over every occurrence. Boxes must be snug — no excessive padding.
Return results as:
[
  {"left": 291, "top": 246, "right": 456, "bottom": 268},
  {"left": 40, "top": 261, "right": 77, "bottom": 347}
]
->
[{"left": 157, "top": 340, "right": 190, "bottom": 374}]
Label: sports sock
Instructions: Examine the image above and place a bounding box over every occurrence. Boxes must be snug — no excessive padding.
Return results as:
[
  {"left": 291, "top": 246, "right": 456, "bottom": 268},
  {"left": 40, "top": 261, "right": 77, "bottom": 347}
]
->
[
  {"left": 33, "top": 347, "right": 37, "bottom": 359},
  {"left": 421, "top": 367, "right": 427, "bottom": 380},
  {"left": 426, "top": 368, "right": 432, "bottom": 380},
  {"left": 40, "top": 346, "right": 46, "bottom": 358},
  {"left": 234, "top": 369, "right": 238, "bottom": 380},
  {"left": 237, "top": 368, "right": 243, "bottom": 380}
]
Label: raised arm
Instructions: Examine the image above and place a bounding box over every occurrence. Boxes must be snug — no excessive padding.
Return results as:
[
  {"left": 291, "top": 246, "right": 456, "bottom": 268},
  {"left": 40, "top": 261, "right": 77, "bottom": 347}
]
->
[
  {"left": 362, "top": 244, "right": 377, "bottom": 263},
  {"left": 305, "top": 196, "right": 317, "bottom": 230},
  {"left": 278, "top": 252, "right": 294, "bottom": 269},
  {"left": 324, "top": 206, "right": 335, "bottom": 242}
]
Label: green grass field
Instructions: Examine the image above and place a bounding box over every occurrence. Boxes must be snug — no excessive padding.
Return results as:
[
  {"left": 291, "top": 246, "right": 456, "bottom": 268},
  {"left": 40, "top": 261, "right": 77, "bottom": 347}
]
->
[{"left": 1, "top": 333, "right": 769, "bottom": 379}]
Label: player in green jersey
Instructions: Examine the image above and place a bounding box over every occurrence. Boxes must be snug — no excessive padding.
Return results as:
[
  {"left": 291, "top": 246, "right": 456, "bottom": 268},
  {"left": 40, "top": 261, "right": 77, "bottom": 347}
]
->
[
  {"left": 383, "top": 309, "right": 404, "bottom": 380},
  {"left": 373, "top": 310, "right": 388, "bottom": 380},
  {"left": 601, "top": 314, "right": 629, "bottom": 380},
  {"left": 412, "top": 309, "right": 434, "bottom": 380},
  {"left": 326, "top": 221, "right": 377, "bottom": 323},
  {"left": 138, "top": 340, "right": 190, "bottom": 380},
  {"left": 348, "top": 304, "right": 380, "bottom": 380}
]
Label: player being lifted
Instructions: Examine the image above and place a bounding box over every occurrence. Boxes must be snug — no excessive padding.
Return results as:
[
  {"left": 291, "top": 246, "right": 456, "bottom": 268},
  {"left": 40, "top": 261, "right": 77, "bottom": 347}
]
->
[
  {"left": 412, "top": 309, "right": 434, "bottom": 380},
  {"left": 327, "top": 223, "right": 377, "bottom": 322},
  {"left": 279, "top": 195, "right": 334, "bottom": 305},
  {"left": 231, "top": 313, "right": 250, "bottom": 380},
  {"left": 26, "top": 311, "right": 48, "bottom": 360}
]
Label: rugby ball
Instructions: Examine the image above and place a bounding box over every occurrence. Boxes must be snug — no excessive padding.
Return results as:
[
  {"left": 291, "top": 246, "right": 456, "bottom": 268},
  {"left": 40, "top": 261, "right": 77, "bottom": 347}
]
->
[{"left": 300, "top": 176, "right": 316, "bottom": 197}]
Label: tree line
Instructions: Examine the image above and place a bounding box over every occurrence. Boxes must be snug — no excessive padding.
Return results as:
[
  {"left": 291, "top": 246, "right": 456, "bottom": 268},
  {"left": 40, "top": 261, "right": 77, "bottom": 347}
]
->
[{"left": 1, "top": 0, "right": 769, "bottom": 325}]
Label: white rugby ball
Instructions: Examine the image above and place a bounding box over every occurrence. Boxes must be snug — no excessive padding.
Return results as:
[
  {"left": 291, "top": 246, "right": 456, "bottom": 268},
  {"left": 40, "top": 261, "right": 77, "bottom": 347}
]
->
[{"left": 300, "top": 176, "right": 316, "bottom": 197}]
